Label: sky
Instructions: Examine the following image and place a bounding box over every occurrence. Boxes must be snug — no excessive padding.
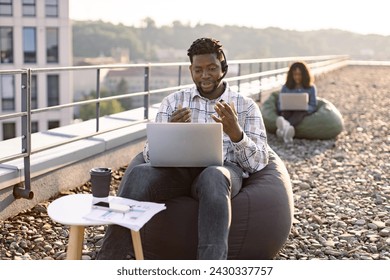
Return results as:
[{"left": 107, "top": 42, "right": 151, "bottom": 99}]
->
[{"left": 69, "top": 0, "right": 390, "bottom": 36}]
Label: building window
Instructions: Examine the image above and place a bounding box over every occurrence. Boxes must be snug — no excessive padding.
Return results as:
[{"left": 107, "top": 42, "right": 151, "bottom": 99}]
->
[
  {"left": 46, "top": 27, "right": 58, "bottom": 63},
  {"left": 31, "top": 121, "right": 38, "bottom": 133},
  {"left": 31, "top": 74, "right": 37, "bottom": 109},
  {"left": 0, "top": 0, "right": 12, "bottom": 16},
  {"left": 47, "top": 74, "right": 59, "bottom": 106},
  {"left": 48, "top": 120, "right": 59, "bottom": 129},
  {"left": 22, "top": 0, "right": 35, "bottom": 16},
  {"left": 45, "top": 0, "right": 58, "bottom": 17},
  {"left": 0, "top": 27, "right": 13, "bottom": 63},
  {"left": 23, "top": 27, "right": 36, "bottom": 63},
  {"left": 1, "top": 75, "right": 15, "bottom": 110},
  {"left": 2, "top": 122, "right": 15, "bottom": 140}
]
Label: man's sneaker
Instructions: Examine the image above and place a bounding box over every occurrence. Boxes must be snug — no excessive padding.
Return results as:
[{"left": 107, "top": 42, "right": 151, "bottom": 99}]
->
[
  {"left": 283, "top": 124, "right": 295, "bottom": 143},
  {"left": 276, "top": 116, "right": 285, "bottom": 139}
]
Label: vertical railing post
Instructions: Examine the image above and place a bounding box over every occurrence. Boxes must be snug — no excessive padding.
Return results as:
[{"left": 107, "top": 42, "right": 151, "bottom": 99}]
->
[
  {"left": 13, "top": 69, "right": 34, "bottom": 199},
  {"left": 237, "top": 63, "right": 241, "bottom": 92},
  {"left": 178, "top": 65, "right": 182, "bottom": 86},
  {"left": 144, "top": 66, "right": 150, "bottom": 120},
  {"left": 95, "top": 68, "right": 101, "bottom": 132},
  {"left": 258, "top": 62, "right": 263, "bottom": 103}
]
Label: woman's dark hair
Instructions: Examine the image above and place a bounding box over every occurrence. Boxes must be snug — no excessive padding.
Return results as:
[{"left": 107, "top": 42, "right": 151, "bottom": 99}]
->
[
  {"left": 285, "top": 61, "right": 314, "bottom": 89},
  {"left": 187, "top": 38, "right": 227, "bottom": 72}
]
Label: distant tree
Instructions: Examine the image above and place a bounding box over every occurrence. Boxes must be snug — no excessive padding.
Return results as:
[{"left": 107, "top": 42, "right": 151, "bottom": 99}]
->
[
  {"left": 79, "top": 89, "right": 124, "bottom": 121},
  {"left": 72, "top": 20, "right": 390, "bottom": 62},
  {"left": 115, "top": 78, "right": 133, "bottom": 110}
]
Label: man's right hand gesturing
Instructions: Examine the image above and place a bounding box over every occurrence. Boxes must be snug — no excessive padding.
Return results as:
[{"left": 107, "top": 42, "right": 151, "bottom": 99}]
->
[{"left": 169, "top": 104, "right": 191, "bottom": 123}]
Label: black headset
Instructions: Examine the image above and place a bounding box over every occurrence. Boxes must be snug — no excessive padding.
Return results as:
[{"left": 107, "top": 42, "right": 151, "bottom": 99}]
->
[
  {"left": 219, "top": 50, "right": 229, "bottom": 82},
  {"left": 220, "top": 50, "right": 228, "bottom": 73}
]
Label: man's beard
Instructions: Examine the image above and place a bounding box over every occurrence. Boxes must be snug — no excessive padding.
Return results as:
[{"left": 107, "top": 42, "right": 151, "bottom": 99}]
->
[{"left": 196, "top": 80, "right": 220, "bottom": 96}]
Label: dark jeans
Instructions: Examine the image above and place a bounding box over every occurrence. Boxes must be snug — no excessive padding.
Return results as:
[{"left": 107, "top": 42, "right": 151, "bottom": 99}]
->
[
  {"left": 280, "top": 110, "right": 309, "bottom": 127},
  {"left": 96, "top": 161, "right": 243, "bottom": 260}
]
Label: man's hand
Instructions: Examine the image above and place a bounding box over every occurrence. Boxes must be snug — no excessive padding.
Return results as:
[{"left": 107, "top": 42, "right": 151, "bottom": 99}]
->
[
  {"left": 212, "top": 101, "right": 243, "bottom": 142},
  {"left": 169, "top": 104, "right": 191, "bottom": 123}
]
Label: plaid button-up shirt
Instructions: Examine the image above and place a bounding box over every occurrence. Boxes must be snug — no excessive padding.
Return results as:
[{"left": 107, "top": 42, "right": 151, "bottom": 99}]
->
[{"left": 143, "top": 82, "right": 269, "bottom": 177}]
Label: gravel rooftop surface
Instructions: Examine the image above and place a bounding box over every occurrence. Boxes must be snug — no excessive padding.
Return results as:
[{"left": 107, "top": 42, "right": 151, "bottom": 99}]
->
[{"left": 0, "top": 65, "right": 389, "bottom": 260}]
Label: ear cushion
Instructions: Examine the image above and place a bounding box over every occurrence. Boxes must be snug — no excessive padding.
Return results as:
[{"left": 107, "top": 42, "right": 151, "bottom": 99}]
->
[{"left": 221, "top": 61, "right": 228, "bottom": 73}]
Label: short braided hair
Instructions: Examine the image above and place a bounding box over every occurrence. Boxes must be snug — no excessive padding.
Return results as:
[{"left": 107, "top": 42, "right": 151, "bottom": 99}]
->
[{"left": 187, "top": 37, "right": 225, "bottom": 66}]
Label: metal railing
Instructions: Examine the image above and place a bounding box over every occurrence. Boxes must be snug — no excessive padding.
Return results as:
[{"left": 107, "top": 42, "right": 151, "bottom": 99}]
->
[{"left": 0, "top": 54, "right": 349, "bottom": 199}]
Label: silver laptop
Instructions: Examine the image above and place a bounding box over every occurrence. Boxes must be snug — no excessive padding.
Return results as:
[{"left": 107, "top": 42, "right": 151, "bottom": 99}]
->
[
  {"left": 146, "top": 123, "right": 223, "bottom": 167},
  {"left": 279, "top": 92, "right": 309, "bottom": 111}
]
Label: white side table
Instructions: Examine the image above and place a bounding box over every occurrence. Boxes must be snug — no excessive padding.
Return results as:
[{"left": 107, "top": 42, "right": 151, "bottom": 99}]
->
[{"left": 47, "top": 193, "right": 144, "bottom": 260}]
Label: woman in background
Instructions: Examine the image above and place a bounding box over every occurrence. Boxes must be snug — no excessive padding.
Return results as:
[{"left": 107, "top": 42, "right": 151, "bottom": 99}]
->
[{"left": 276, "top": 61, "right": 317, "bottom": 143}]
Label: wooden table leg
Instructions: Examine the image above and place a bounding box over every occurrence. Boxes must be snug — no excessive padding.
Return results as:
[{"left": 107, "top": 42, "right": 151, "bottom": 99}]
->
[
  {"left": 66, "top": 225, "right": 85, "bottom": 260},
  {"left": 130, "top": 230, "right": 144, "bottom": 260}
]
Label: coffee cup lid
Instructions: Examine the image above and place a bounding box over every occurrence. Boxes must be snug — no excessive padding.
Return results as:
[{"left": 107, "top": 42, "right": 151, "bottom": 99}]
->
[{"left": 90, "top": 167, "right": 112, "bottom": 174}]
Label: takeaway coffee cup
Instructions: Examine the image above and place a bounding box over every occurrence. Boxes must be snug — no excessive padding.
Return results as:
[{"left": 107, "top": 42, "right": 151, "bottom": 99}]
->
[{"left": 90, "top": 167, "right": 112, "bottom": 198}]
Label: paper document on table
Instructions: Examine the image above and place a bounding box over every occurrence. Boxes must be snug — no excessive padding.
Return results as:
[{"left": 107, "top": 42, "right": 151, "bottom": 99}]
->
[{"left": 83, "top": 196, "right": 166, "bottom": 231}]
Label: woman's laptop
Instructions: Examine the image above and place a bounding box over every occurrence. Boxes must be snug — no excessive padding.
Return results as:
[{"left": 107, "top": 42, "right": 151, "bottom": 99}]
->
[
  {"left": 279, "top": 92, "right": 309, "bottom": 111},
  {"left": 146, "top": 123, "right": 223, "bottom": 167}
]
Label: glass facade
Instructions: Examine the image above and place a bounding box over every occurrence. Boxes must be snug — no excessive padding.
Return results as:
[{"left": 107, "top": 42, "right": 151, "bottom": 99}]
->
[
  {"left": 47, "top": 74, "right": 59, "bottom": 106},
  {"left": 31, "top": 75, "right": 38, "bottom": 109},
  {"left": 0, "top": 0, "right": 12, "bottom": 16},
  {"left": 22, "top": 0, "right": 35, "bottom": 16},
  {"left": 31, "top": 121, "right": 38, "bottom": 133},
  {"left": 23, "top": 27, "right": 37, "bottom": 63},
  {"left": 1, "top": 75, "right": 15, "bottom": 110},
  {"left": 48, "top": 120, "right": 59, "bottom": 129},
  {"left": 46, "top": 27, "right": 59, "bottom": 63},
  {"left": 45, "top": 0, "right": 58, "bottom": 17},
  {"left": 2, "top": 122, "right": 15, "bottom": 140},
  {"left": 0, "top": 27, "right": 13, "bottom": 63}
]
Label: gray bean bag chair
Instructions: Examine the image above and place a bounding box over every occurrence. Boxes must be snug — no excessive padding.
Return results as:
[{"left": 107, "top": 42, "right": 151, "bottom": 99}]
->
[
  {"left": 122, "top": 147, "right": 293, "bottom": 259},
  {"left": 261, "top": 92, "right": 344, "bottom": 139}
]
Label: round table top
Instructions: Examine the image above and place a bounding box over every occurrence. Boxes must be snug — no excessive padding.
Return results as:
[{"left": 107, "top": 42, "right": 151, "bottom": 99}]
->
[{"left": 47, "top": 193, "right": 114, "bottom": 226}]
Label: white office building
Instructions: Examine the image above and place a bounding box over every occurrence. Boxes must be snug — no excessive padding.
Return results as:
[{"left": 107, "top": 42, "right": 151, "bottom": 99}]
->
[{"left": 0, "top": 0, "right": 73, "bottom": 140}]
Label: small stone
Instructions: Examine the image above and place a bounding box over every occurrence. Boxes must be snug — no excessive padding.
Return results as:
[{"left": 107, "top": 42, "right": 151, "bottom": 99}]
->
[
  {"left": 43, "top": 245, "right": 53, "bottom": 251},
  {"left": 367, "top": 223, "right": 378, "bottom": 230},
  {"left": 299, "top": 182, "right": 311, "bottom": 190},
  {"left": 355, "top": 219, "right": 366, "bottom": 226},
  {"left": 42, "top": 223, "right": 52, "bottom": 230},
  {"left": 325, "top": 249, "right": 343, "bottom": 257},
  {"left": 379, "top": 229, "right": 390, "bottom": 237},
  {"left": 338, "top": 221, "right": 347, "bottom": 228},
  {"left": 372, "top": 221, "right": 386, "bottom": 229},
  {"left": 33, "top": 237, "right": 44, "bottom": 242},
  {"left": 339, "top": 234, "right": 355, "bottom": 241},
  {"left": 323, "top": 240, "right": 335, "bottom": 247}
]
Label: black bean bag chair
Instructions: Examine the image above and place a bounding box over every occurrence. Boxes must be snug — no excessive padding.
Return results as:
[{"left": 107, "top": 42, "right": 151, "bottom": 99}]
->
[
  {"left": 261, "top": 92, "right": 344, "bottom": 139},
  {"left": 123, "top": 147, "right": 293, "bottom": 259}
]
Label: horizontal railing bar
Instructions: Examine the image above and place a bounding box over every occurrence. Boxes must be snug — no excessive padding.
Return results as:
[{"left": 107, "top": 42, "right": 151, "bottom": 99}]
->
[
  {"left": 0, "top": 152, "right": 28, "bottom": 164},
  {"left": 225, "top": 57, "right": 349, "bottom": 83},
  {"left": 30, "top": 91, "right": 150, "bottom": 114},
  {"left": 29, "top": 119, "right": 148, "bottom": 155},
  {"left": 29, "top": 62, "right": 192, "bottom": 73},
  {"left": 13, "top": 55, "right": 348, "bottom": 74},
  {"left": 30, "top": 85, "right": 198, "bottom": 115},
  {"left": 0, "top": 69, "right": 27, "bottom": 75},
  {"left": 230, "top": 55, "right": 348, "bottom": 65},
  {"left": 0, "top": 111, "right": 28, "bottom": 121}
]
